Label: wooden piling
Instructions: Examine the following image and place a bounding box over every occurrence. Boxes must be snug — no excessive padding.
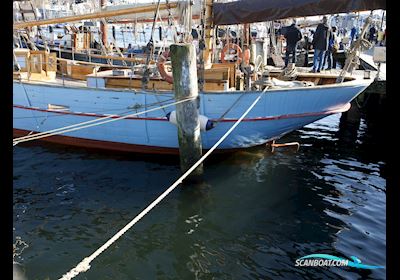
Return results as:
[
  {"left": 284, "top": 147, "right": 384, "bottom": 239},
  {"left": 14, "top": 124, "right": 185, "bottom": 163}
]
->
[{"left": 170, "top": 44, "right": 203, "bottom": 177}]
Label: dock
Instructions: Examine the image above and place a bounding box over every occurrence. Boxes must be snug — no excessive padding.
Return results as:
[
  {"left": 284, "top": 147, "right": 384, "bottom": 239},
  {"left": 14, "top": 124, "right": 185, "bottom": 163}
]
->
[{"left": 359, "top": 48, "right": 386, "bottom": 81}]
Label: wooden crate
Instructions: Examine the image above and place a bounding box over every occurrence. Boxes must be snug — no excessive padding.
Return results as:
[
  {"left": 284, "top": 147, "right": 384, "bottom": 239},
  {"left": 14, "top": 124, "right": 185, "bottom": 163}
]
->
[
  {"left": 70, "top": 64, "right": 97, "bottom": 80},
  {"left": 105, "top": 77, "right": 174, "bottom": 90},
  {"left": 44, "top": 52, "right": 57, "bottom": 72},
  {"left": 57, "top": 59, "right": 68, "bottom": 75},
  {"left": 14, "top": 49, "right": 30, "bottom": 72},
  {"left": 211, "top": 63, "right": 236, "bottom": 88},
  {"left": 204, "top": 67, "right": 230, "bottom": 81},
  {"left": 29, "top": 51, "right": 45, "bottom": 73},
  {"left": 57, "top": 59, "right": 97, "bottom": 80}
]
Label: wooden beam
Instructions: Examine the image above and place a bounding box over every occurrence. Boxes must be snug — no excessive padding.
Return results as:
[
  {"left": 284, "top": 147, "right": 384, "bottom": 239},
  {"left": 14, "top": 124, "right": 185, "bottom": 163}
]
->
[
  {"left": 13, "top": 3, "right": 178, "bottom": 29},
  {"left": 88, "top": 53, "right": 152, "bottom": 64},
  {"left": 110, "top": 14, "right": 201, "bottom": 24}
]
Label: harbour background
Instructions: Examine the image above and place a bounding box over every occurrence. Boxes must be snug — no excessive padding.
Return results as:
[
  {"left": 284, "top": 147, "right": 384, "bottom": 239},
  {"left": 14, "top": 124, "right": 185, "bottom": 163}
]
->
[{"left": 13, "top": 109, "right": 386, "bottom": 279}]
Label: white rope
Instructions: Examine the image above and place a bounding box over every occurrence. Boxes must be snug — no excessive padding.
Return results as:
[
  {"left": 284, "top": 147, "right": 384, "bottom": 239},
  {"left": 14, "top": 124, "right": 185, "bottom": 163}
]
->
[
  {"left": 13, "top": 97, "right": 195, "bottom": 146},
  {"left": 58, "top": 88, "right": 267, "bottom": 280}
]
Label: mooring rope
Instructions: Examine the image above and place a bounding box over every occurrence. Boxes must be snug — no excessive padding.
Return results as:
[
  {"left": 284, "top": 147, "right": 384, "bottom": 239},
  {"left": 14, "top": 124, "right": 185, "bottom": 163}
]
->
[
  {"left": 13, "top": 97, "right": 195, "bottom": 146},
  {"left": 58, "top": 88, "right": 267, "bottom": 280}
]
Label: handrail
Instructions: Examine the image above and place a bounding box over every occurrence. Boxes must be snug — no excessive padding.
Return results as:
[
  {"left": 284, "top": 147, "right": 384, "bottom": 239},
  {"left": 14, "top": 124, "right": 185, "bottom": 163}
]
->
[{"left": 40, "top": 43, "right": 150, "bottom": 64}]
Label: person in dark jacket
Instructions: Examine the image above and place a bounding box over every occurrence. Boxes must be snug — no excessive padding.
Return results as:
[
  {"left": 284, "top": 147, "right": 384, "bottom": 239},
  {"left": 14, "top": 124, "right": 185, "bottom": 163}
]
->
[
  {"left": 283, "top": 20, "right": 303, "bottom": 68},
  {"left": 350, "top": 26, "right": 357, "bottom": 43},
  {"left": 368, "top": 25, "right": 377, "bottom": 43},
  {"left": 322, "top": 26, "right": 338, "bottom": 70},
  {"left": 311, "top": 16, "right": 331, "bottom": 72}
]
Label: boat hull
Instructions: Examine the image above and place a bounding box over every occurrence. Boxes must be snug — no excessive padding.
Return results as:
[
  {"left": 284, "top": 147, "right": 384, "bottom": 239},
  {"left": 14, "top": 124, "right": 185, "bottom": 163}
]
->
[{"left": 13, "top": 79, "right": 370, "bottom": 153}]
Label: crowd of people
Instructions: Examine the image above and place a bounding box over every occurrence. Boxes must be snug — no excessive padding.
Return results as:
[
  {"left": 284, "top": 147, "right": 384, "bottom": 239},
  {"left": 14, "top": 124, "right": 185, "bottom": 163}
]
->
[
  {"left": 281, "top": 16, "right": 386, "bottom": 72},
  {"left": 115, "top": 15, "right": 386, "bottom": 67},
  {"left": 281, "top": 16, "right": 338, "bottom": 72}
]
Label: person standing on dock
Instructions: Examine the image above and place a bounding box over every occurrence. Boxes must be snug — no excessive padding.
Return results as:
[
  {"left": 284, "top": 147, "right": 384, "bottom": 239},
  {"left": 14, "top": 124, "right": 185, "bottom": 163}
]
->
[
  {"left": 126, "top": 43, "right": 134, "bottom": 57},
  {"left": 283, "top": 20, "right": 302, "bottom": 68},
  {"left": 48, "top": 25, "right": 54, "bottom": 45},
  {"left": 350, "top": 26, "right": 357, "bottom": 43},
  {"left": 112, "top": 26, "right": 116, "bottom": 41},
  {"left": 311, "top": 16, "right": 331, "bottom": 73},
  {"left": 322, "top": 26, "right": 338, "bottom": 70},
  {"left": 368, "top": 25, "right": 377, "bottom": 44}
]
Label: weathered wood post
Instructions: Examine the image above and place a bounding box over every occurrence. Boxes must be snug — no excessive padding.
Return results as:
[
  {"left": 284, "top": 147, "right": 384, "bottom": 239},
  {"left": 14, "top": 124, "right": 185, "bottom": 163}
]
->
[{"left": 170, "top": 43, "right": 203, "bottom": 177}]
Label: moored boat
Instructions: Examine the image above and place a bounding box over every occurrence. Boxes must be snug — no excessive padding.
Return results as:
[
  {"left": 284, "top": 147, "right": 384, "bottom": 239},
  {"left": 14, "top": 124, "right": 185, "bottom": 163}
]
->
[
  {"left": 13, "top": 50, "right": 372, "bottom": 153},
  {"left": 13, "top": 0, "right": 385, "bottom": 154}
]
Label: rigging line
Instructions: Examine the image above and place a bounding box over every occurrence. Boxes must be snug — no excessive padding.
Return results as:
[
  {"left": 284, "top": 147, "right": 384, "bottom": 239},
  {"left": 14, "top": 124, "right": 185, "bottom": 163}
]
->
[
  {"left": 13, "top": 107, "right": 136, "bottom": 121},
  {"left": 13, "top": 96, "right": 195, "bottom": 146},
  {"left": 121, "top": 24, "right": 126, "bottom": 49},
  {"left": 165, "top": 0, "right": 178, "bottom": 43},
  {"left": 214, "top": 91, "right": 250, "bottom": 124},
  {"left": 149, "top": 0, "right": 162, "bottom": 54},
  {"left": 58, "top": 88, "right": 268, "bottom": 280},
  {"left": 142, "top": 0, "right": 162, "bottom": 89},
  {"left": 101, "top": 18, "right": 128, "bottom": 66},
  {"left": 155, "top": 7, "right": 171, "bottom": 58}
]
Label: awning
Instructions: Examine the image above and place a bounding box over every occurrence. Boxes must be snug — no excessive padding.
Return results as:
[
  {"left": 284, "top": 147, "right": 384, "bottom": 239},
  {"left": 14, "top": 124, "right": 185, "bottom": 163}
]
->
[{"left": 213, "top": 0, "right": 386, "bottom": 25}]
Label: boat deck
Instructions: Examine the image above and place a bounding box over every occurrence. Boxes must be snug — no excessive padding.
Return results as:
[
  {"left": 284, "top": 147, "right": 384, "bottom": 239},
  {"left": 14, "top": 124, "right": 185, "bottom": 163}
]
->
[
  {"left": 14, "top": 74, "right": 88, "bottom": 88},
  {"left": 13, "top": 66, "right": 372, "bottom": 91}
]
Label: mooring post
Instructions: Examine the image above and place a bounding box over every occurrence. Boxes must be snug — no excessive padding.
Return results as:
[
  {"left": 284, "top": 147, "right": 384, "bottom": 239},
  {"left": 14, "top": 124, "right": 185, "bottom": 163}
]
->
[{"left": 170, "top": 43, "right": 203, "bottom": 177}]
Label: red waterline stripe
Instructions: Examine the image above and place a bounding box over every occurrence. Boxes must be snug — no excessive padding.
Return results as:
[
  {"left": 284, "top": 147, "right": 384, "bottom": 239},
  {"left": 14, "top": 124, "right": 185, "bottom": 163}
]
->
[
  {"left": 13, "top": 128, "right": 246, "bottom": 155},
  {"left": 13, "top": 103, "right": 350, "bottom": 122}
]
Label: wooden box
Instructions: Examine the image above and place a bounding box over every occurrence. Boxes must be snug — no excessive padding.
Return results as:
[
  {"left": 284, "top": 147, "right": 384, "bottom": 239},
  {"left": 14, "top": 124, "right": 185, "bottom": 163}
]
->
[
  {"left": 14, "top": 49, "right": 30, "bottom": 72},
  {"left": 29, "top": 50, "right": 45, "bottom": 73}
]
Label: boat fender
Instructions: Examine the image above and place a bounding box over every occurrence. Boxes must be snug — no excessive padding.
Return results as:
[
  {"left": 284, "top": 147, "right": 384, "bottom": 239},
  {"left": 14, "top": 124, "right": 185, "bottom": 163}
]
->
[
  {"left": 166, "top": 111, "right": 214, "bottom": 131},
  {"left": 157, "top": 50, "right": 174, "bottom": 84}
]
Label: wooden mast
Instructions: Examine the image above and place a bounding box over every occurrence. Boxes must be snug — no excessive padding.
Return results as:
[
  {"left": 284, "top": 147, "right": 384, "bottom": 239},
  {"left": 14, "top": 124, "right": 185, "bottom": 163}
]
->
[
  {"left": 100, "top": 0, "right": 108, "bottom": 48},
  {"left": 13, "top": 2, "right": 178, "bottom": 29},
  {"left": 203, "top": 0, "right": 213, "bottom": 68}
]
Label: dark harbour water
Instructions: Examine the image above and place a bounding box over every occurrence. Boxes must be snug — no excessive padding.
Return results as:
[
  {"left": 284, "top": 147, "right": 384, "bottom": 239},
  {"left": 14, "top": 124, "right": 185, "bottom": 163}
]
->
[{"left": 13, "top": 112, "right": 386, "bottom": 280}]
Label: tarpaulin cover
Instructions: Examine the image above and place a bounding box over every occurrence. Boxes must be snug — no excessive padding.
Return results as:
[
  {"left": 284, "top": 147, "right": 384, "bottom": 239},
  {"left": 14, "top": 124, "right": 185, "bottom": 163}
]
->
[{"left": 213, "top": 0, "right": 386, "bottom": 25}]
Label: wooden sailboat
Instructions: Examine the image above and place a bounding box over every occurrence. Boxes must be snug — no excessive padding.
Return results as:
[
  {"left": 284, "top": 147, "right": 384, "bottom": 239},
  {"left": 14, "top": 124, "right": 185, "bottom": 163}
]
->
[{"left": 13, "top": 0, "right": 385, "bottom": 154}]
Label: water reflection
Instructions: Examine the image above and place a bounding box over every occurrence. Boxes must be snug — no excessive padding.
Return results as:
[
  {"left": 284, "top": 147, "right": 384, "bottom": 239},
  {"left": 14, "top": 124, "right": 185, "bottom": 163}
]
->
[{"left": 13, "top": 112, "right": 385, "bottom": 280}]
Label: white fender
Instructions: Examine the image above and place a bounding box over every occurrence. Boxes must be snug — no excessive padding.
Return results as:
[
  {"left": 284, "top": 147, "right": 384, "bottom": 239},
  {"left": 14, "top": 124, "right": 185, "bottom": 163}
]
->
[{"left": 166, "top": 111, "right": 214, "bottom": 131}]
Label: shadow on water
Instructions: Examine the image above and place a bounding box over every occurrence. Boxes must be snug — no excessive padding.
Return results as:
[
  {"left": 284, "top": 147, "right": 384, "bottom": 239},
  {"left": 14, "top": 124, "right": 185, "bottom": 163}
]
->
[{"left": 13, "top": 111, "right": 385, "bottom": 280}]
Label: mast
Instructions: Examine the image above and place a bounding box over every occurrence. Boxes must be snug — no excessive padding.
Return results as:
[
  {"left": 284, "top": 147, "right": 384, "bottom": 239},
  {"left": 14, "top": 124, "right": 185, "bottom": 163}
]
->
[
  {"left": 203, "top": 0, "right": 213, "bottom": 67},
  {"left": 100, "top": 0, "right": 108, "bottom": 48}
]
